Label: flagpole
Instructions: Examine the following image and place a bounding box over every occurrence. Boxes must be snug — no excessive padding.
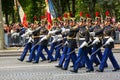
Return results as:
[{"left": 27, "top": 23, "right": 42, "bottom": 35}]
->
[{"left": 15, "top": 0, "right": 20, "bottom": 22}]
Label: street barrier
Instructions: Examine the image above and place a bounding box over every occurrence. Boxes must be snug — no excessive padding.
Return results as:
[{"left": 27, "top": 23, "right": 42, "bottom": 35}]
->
[{"left": 4, "top": 31, "right": 120, "bottom": 47}]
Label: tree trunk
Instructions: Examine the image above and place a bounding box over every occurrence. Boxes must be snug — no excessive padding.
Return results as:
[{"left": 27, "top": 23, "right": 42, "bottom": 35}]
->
[
  {"left": 72, "top": 0, "right": 75, "bottom": 17},
  {"left": 58, "top": 0, "right": 62, "bottom": 16},
  {"left": 5, "top": 13, "right": 9, "bottom": 25},
  {"left": 67, "top": 0, "right": 70, "bottom": 12},
  {"left": 89, "top": 0, "right": 96, "bottom": 19},
  {"left": 0, "top": 0, "right": 5, "bottom": 49},
  {"left": 61, "top": 0, "right": 65, "bottom": 14},
  {"left": 12, "top": 12, "right": 15, "bottom": 23}
]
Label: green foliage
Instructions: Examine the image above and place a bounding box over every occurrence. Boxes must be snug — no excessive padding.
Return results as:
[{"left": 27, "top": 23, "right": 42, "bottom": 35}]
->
[
  {"left": 1, "top": 0, "right": 120, "bottom": 23},
  {"left": 2, "top": 0, "right": 14, "bottom": 14},
  {"left": 19, "top": 0, "right": 46, "bottom": 22}
]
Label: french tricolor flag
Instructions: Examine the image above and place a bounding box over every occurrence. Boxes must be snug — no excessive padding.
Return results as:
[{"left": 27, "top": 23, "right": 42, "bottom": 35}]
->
[
  {"left": 45, "top": 0, "right": 57, "bottom": 30},
  {"left": 17, "top": 0, "right": 28, "bottom": 28}
]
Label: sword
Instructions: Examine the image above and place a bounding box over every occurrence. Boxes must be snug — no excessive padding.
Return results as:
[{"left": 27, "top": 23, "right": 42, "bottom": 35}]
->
[
  {"left": 91, "top": 48, "right": 101, "bottom": 56},
  {"left": 31, "top": 35, "right": 50, "bottom": 49},
  {"left": 67, "top": 49, "right": 78, "bottom": 55},
  {"left": 67, "top": 41, "right": 88, "bottom": 55},
  {"left": 91, "top": 37, "right": 114, "bottom": 56},
  {"left": 31, "top": 40, "right": 40, "bottom": 49},
  {"left": 55, "top": 43, "right": 63, "bottom": 48}
]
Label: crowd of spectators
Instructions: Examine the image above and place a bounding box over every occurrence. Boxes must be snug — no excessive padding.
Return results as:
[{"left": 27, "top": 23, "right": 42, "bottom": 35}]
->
[{"left": 2, "top": 21, "right": 120, "bottom": 47}]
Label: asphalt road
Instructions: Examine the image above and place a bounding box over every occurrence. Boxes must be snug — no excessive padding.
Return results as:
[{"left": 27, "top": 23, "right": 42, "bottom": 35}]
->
[{"left": 0, "top": 53, "right": 120, "bottom": 80}]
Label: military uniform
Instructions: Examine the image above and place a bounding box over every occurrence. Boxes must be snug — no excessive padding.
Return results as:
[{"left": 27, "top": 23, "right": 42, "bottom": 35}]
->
[
  {"left": 18, "top": 28, "right": 32, "bottom": 61},
  {"left": 71, "top": 25, "right": 94, "bottom": 73},
  {"left": 49, "top": 26, "right": 61, "bottom": 61},
  {"left": 62, "top": 25, "right": 78, "bottom": 70},
  {"left": 27, "top": 27, "right": 43, "bottom": 62},
  {"left": 55, "top": 25, "right": 70, "bottom": 68},
  {"left": 96, "top": 24, "right": 120, "bottom": 72},
  {"left": 90, "top": 25, "right": 103, "bottom": 66},
  {"left": 33, "top": 26, "right": 54, "bottom": 63}
]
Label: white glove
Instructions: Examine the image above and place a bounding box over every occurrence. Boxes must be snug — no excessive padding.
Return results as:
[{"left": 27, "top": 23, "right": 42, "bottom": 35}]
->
[
  {"left": 40, "top": 36, "right": 47, "bottom": 42},
  {"left": 48, "top": 31, "right": 54, "bottom": 35},
  {"left": 61, "top": 28, "right": 66, "bottom": 33},
  {"left": 104, "top": 37, "right": 114, "bottom": 45},
  {"left": 52, "top": 35, "right": 58, "bottom": 43},
  {"left": 79, "top": 41, "right": 88, "bottom": 48},
  {"left": 90, "top": 32, "right": 95, "bottom": 37},
  {"left": 92, "top": 37, "right": 100, "bottom": 45},
  {"left": 65, "top": 29, "right": 70, "bottom": 32},
  {"left": 28, "top": 37, "right": 34, "bottom": 43},
  {"left": 57, "top": 35, "right": 63, "bottom": 41},
  {"left": 27, "top": 28, "right": 32, "bottom": 35},
  {"left": 21, "top": 34, "right": 26, "bottom": 38},
  {"left": 64, "top": 41, "right": 68, "bottom": 45},
  {"left": 48, "top": 30, "right": 57, "bottom": 35},
  {"left": 21, "top": 29, "right": 32, "bottom": 37}
]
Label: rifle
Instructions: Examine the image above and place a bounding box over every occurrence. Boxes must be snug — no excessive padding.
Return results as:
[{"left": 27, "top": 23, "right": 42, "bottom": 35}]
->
[
  {"left": 17, "top": 37, "right": 33, "bottom": 50},
  {"left": 91, "top": 37, "right": 114, "bottom": 56},
  {"left": 87, "top": 37, "right": 100, "bottom": 47},
  {"left": 31, "top": 35, "right": 50, "bottom": 49},
  {"left": 67, "top": 41, "right": 88, "bottom": 55},
  {"left": 55, "top": 43, "right": 63, "bottom": 48}
]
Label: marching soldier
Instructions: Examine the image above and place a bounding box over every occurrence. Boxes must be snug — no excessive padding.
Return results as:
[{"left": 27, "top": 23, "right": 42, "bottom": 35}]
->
[
  {"left": 90, "top": 13, "right": 104, "bottom": 67},
  {"left": 49, "top": 21, "right": 61, "bottom": 62},
  {"left": 32, "top": 20, "right": 54, "bottom": 63},
  {"left": 61, "top": 19, "right": 77, "bottom": 70},
  {"left": 70, "top": 17, "right": 94, "bottom": 73},
  {"left": 17, "top": 26, "right": 33, "bottom": 61},
  {"left": 96, "top": 15, "right": 120, "bottom": 72},
  {"left": 26, "top": 23, "right": 46, "bottom": 62},
  {"left": 55, "top": 19, "right": 70, "bottom": 68}
]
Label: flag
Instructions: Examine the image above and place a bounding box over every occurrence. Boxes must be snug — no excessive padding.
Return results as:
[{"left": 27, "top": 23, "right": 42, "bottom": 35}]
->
[
  {"left": 17, "top": 0, "right": 28, "bottom": 28},
  {"left": 45, "top": 0, "right": 57, "bottom": 30}
]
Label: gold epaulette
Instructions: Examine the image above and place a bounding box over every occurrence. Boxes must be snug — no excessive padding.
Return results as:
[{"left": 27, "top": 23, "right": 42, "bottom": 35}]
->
[
  {"left": 46, "top": 35, "right": 51, "bottom": 39},
  {"left": 67, "top": 36, "right": 76, "bottom": 39},
  {"left": 32, "top": 36, "right": 40, "bottom": 38},
  {"left": 71, "top": 26, "right": 78, "bottom": 30},
  {"left": 94, "top": 36, "right": 103, "bottom": 39}
]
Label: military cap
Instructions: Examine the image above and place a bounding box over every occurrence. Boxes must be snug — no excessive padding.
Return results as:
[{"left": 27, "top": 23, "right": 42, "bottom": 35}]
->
[
  {"left": 95, "top": 12, "right": 101, "bottom": 22},
  {"left": 105, "top": 11, "right": 111, "bottom": 22},
  {"left": 86, "top": 13, "right": 92, "bottom": 23}
]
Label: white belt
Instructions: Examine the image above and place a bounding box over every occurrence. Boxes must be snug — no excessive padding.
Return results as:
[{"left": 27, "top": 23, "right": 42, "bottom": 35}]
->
[
  {"left": 94, "top": 37, "right": 100, "bottom": 39},
  {"left": 26, "top": 37, "right": 29, "bottom": 39},
  {"left": 79, "top": 38, "right": 85, "bottom": 40},
  {"left": 104, "top": 36, "right": 110, "bottom": 38},
  {"left": 40, "top": 35, "right": 45, "bottom": 37}
]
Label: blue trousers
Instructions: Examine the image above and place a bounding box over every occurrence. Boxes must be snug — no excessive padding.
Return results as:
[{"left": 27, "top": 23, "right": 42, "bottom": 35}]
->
[
  {"left": 63, "top": 48, "right": 77, "bottom": 69},
  {"left": 49, "top": 42, "right": 61, "bottom": 60},
  {"left": 80, "top": 47, "right": 92, "bottom": 67},
  {"left": 54, "top": 43, "right": 62, "bottom": 60},
  {"left": 20, "top": 43, "right": 32, "bottom": 61},
  {"left": 28, "top": 44, "right": 39, "bottom": 61},
  {"left": 91, "top": 46, "right": 102, "bottom": 65},
  {"left": 99, "top": 48, "right": 119, "bottom": 70},
  {"left": 49, "top": 42, "right": 57, "bottom": 55},
  {"left": 35, "top": 45, "right": 54, "bottom": 62},
  {"left": 74, "top": 47, "right": 93, "bottom": 71},
  {"left": 58, "top": 46, "right": 68, "bottom": 66}
]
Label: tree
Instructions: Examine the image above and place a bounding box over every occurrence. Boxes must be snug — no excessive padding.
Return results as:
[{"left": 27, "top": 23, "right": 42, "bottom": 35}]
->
[
  {"left": 0, "top": 0, "right": 4, "bottom": 49},
  {"left": 2, "top": 0, "right": 14, "bottom": 25}
]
